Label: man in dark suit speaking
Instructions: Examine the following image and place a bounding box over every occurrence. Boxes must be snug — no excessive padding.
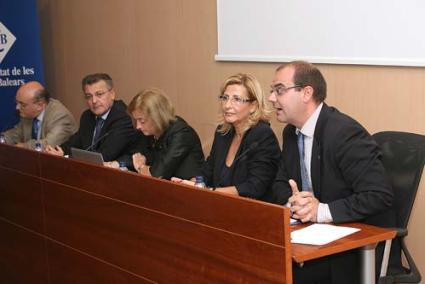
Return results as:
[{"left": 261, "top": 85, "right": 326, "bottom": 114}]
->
[
  {"left": 46, "top": 73, "right": 136, "bottom": 162},
  {"left": 269, "top": 61, "right": 394, "bottom": 284}
]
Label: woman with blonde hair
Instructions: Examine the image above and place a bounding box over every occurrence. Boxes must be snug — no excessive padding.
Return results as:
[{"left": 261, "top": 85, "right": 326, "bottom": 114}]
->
[
  {"left": 174, "top": 73, "right": 280, "bottom": 201},
  {"left": 106, "top": 87, "right": 204, "bottom": 180}
]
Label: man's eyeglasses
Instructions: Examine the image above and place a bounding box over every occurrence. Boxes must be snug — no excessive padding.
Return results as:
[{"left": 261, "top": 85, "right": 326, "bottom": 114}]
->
[
  {"left": 270, "top": 84, "right": 303, "bottom": 96},
  {"left": 16, "top": 99, "right": 39, "bottom": 109},
  {"left": 16, "top": 101, "right": 29, "bottom": 108},
  {"left": 218, "top": 94, "right": 254, "bottom": 106},
  {"left": 84, "top": 89, "right": 111, "bottom": 101}
]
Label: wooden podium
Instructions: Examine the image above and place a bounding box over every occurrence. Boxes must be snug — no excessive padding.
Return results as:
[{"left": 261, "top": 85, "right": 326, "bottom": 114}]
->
[{"left": 0, "top": 144, "right": 292, "bottom": 283}]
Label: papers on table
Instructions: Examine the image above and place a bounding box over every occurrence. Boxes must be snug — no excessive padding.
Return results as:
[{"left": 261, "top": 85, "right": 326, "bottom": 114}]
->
[{"left": 291, "top": 224, "right": 360, "bottom": 245}]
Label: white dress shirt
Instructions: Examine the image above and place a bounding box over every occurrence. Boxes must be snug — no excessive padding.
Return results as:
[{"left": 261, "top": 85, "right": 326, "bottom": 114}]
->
[{"left": 296, "top": 103, "right": 333, "bottom": 223}]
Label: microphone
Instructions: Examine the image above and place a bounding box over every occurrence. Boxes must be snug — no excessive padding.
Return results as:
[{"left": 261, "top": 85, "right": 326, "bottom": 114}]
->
[
  {"left": 232, "top": 141, "right": 259, "bottom": 164},
  {"left": 215, "top": 140, "right": 262, "bottom": 188},
  {"left": 84, "top": 131, "right": 110, "bottom": 151}
]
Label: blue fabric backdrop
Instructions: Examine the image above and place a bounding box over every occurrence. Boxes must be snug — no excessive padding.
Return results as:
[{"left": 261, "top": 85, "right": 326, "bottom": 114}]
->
[{"left": 0, "top": 0, "right": 44, "bottom": 131}]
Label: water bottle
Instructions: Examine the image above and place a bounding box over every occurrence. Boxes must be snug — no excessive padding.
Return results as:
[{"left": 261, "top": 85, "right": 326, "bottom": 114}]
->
[
  {"left": 119, "top": 161, "right": 128, "bottom": 171},
  {"left": 0, "top": 133, "right": 5, "bottom": 143},
  {"left": 34, "top": 142, "right": 43, "bottom": 152},
  {"left": 194, "top": 176, "right": 206, "bottom": 188}
]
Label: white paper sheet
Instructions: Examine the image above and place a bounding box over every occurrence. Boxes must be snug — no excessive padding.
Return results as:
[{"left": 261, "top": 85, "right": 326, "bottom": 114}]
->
[{"left": 291, "top": 224, "right": 360, "bottom": 245}]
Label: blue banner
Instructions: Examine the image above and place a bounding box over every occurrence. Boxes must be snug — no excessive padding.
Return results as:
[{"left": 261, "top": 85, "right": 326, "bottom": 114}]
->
[{"left": 0, "top": 0, "right": 44, "bottom": 131}]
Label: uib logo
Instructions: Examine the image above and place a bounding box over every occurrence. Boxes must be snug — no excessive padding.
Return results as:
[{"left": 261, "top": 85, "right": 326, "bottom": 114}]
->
[{"left": 0, "top": 22, "right": 16, "bottom": 65}]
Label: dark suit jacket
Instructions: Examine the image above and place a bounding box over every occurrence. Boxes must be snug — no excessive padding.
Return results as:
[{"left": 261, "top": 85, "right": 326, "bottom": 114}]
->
[
  {"left": 120, "top": 116, "right": 204, "bottom": 180},
  {"left": 61, "top": 100, "right": 137, "bottom": 162},
  {"left": 201, "top": 121, "right": 280, "bottom": 201},
  {"left": 273, "top": 103, "right": 394, "bottom": 283}
]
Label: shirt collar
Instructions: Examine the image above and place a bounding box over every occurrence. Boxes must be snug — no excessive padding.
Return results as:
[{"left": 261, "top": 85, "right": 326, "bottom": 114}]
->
[
  {"left": 296, "top": 102, "right": 323, "bottom": 138},
  {"left": 36, "top": 108, "right": 46, "bottom": 122},
  {"left": 99, "top": 108, "right": 111, "bottom": 120}
]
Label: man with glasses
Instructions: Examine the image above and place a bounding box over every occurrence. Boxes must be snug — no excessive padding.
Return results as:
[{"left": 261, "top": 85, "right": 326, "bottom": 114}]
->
[
  {"left": 2, "top": 81, "right": 77, "bottom": 148},
  {"left": 269, "top": 61, "right": 394, "bottom": 284},
  {"left": 46, "top": 73, "right": 136, "bottom": 162}
]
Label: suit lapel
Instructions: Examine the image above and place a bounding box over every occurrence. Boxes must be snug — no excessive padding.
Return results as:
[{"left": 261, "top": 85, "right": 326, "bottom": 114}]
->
[
  {"left": 311, "top": 103, "right": 330, "bottom": 198},
  {"left": 84, "top": 113, "right": 97, "bottom": 149},
  {"left": 39, "top": 101, "right": 52, "bottom": 138},
  {"left": 311, "top": 138, "right": 321, "bottom": 198},
  {"left": 23, "top": 119, "right": 33, "bottom": 141},
  {"left": 285, "top": 126, "right": 302, "bottom": 186},
  {"left": 213, "top": 129, "right": 233, "bottom": 186},
  {"left": 97, "top": 101, "right": 116, "bottom": 139}
]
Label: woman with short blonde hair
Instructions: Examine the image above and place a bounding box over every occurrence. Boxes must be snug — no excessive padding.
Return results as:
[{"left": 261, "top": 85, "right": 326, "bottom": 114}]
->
[
  {"left": 128, "top": 88, "right": 176, "bottom": 136},
  {"left": 107, "top": 88, "right": 204, "bottom": 180}
]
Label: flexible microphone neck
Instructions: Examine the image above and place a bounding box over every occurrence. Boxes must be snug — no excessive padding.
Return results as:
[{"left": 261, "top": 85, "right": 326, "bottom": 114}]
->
[
  {"left": 85, "top": 131, "right": 110, "bottom": 151},
  {"left": 216, "top": 140, "right": 260, "bottom": 187},
  {"left": 232, "top": 141, "right": 259, "bottom": 164}
]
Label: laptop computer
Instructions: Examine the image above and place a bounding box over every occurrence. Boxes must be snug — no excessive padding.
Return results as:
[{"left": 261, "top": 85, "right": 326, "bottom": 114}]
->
[{"left": 70, "top": 147, "right": 104, "bottom": 165}]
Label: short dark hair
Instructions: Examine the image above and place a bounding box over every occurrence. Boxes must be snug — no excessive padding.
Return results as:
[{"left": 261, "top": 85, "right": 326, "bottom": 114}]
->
[
  {"left": 81, "top": 73, "right": 113, "bottom": 91},
  {"left": 277, "top": 61, "right": 327, "bottom": 103},
  {"left": 33, "top": 88, "right": 50, "bottom": 103}
]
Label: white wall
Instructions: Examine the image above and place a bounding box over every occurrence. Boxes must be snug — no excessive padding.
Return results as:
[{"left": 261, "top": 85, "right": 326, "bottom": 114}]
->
[{"left": 217, "top": 0, "right": 425, "bottom": 66}]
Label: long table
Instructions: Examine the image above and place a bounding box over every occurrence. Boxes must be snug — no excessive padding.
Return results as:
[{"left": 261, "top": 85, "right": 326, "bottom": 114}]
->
[
  {"left": 291, "top": 223, "right": 396, "bottom": 284},
  {"left": 0, "top": 144, "right": 292, "bottom": 283},
  {"left": 0, "top": 143, "right": 396, "bottom": 284}
]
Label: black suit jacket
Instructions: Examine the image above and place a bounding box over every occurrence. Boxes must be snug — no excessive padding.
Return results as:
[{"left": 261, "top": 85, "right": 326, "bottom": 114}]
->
[
  {"left": 146, "top": 116, "right": 204, "bottom": 180},
  {"left": 202, "top": 121, "right": 280, "bottom": 201},
  {"left": 273, "top": 103, "right": 393, "bottom": 223},
  {"left": 120, "top": 116, "right": 204, "bottom": 180},
  {"left": 61, "top": 100, "right": 137, "bottom": 162},
  {"left": 273, "top": 103, "right": 394, "bottom": 283}
]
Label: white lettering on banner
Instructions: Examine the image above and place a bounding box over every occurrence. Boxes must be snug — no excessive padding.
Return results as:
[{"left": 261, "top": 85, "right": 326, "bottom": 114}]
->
[
  {"left": 0, "top": 78, "right": 25, "bottom": 86},
  {"left": 0, "top": 22, "right": 16, "bottom": 64},
  {"left": 0, "top": 66, "right": 37, "bottom": 88}
]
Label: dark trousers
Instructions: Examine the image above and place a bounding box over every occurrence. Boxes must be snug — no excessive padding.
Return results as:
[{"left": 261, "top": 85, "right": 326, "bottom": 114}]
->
[
  {"left": 293, "top": 250, "right": 360, "bottom": 284},
  {"left": 293, "top": 258, "right": 331, "bottom": 284}
]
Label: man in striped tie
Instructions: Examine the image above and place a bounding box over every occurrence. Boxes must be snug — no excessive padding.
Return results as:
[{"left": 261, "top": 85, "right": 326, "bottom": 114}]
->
[{"left": 45, "top": 73, "right": 137, "bottom": 162}]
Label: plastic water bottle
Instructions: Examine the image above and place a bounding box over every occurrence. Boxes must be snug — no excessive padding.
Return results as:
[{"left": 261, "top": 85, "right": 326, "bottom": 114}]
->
[
  {"left": 119, "top": 161, "right": 128, "bottom": 171},
  {"left": 0, "top": 133, "right": 5, "bottom": 143},
  {"left": 34, "top": 142, "right": 43, "bottom": 152},
  {"left": 194, "top": 176, "right": 206, "bottom": 188}
]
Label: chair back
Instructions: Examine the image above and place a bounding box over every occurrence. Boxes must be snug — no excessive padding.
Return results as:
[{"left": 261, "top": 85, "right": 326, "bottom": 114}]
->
[{"left": 373, "top": 131, "right": 425, "bottom": 229}]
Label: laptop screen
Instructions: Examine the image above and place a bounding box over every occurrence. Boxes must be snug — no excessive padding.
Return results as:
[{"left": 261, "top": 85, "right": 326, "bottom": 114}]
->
[{"left": 70, "top": 147, "right": 104, "bottom": 165}]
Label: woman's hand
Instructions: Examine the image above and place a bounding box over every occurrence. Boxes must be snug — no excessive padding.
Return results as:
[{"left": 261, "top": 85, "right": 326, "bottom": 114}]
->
[
  {"left": 171, "top": 177, "right": 196, "bottom": 186},
  {"left": 132, "top": 152, "right": 151, "bottom": 175},
  {"left": 104, "top": 161, "right": 119, "bottom": 168},
  {"left": 45, "top": 145, "right": 64, "bottom": 156}
]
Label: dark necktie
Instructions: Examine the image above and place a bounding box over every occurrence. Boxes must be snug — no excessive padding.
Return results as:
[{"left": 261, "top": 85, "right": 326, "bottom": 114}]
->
[
  {"left": 297, "top": 132, "right": 312, "bottom": 192},
  {"left": 31, "top": 118, "right": 39, "bottom": 140},
  {"left": 91, "top": 117, "right": 104, "bottom": 148}
]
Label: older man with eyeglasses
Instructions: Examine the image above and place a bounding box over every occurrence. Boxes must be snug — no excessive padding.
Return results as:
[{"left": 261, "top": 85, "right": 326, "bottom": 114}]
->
[
  {"left": 46, "top": 73, "right": 137, "bottom": 162},
  {"left": 2, "top": 81, "right": 77, "bottom": 149}
]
